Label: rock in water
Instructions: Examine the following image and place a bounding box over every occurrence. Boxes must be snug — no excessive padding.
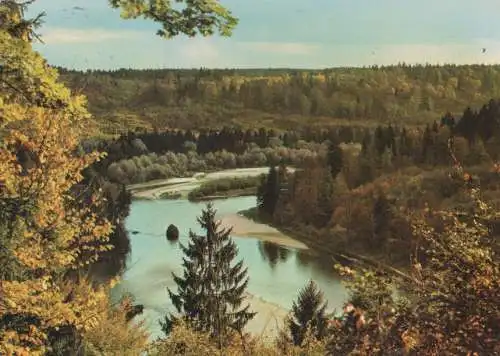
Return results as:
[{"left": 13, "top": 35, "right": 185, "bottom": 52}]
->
[{"left": 166, "top": 224, "right": 179, "bottom": 241}]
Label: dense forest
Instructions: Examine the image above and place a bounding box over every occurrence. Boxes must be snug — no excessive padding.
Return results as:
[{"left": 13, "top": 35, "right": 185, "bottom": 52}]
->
[
  {"left": 80, "top": 96, "right": 500, "bottom": 268},
  {"left": 57, "top": 64, "right": 500, "bottom": 134},
  {"left": 1, "top": 0, "right": 499, "bottom": 355},
  {"left": 251, "top": 98, "right": 500, "bottom": 265}
]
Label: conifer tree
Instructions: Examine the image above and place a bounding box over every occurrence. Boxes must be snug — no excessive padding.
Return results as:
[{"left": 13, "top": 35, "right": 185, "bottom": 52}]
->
[
  {"left": 288, "top": 280, "right": 329, "bottom": 346},
  {"left": 315, "top": 168, "right": 335, "bottom": 227},
  {"left": 161, "top": 203, "right": 256, "bottom": 348},
  {"left": 256, "top": 173, "right": 267, "bottom": 211},
  {"left": 257, "top": 165, "right": 280, "bottom": 217},
  {"left": 326, "top": 140, "right": 343, "bottom": 178}
]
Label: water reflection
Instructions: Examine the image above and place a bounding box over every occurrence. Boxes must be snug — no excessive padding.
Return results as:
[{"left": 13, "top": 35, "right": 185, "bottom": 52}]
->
[
  {"left": 295, "top": 250, "right": 338, "bottom": 280},
  {"left": 257, "top": 240, "right": 338, "bottom": 282},
  {"left": 121, "top": 196, "right": 348, "bottom": 340},
  {"left": 258, "top": 240, "right": 290, "bottom": 268}
]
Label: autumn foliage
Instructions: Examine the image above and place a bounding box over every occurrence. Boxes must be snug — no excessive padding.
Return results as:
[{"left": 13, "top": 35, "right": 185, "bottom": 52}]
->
[
  {"left": 2, "top": 1, "right": 500, "bottom": 355},
  {"left": 0, "top": 3, "right": 148, "bottom": 354}
]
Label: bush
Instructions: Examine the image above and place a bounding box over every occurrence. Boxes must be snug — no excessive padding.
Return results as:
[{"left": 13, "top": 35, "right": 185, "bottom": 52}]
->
[{"left": 187, "top": 176, "right": 262, "bottom": 201}]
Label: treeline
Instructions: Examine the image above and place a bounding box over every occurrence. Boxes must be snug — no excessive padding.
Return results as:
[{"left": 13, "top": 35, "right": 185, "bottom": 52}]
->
[
  {"left": 78, "top": 98, "right": 500, "bottom": 274},
  {"left": 106, "top": 146, "right": 320, "bottom": 185},
  {"left": 85, "top": 98, "right": 500, "bottom": 188},
  {"left": 83, "top": 124, "right": 365, "bottom": 157},
  {"left": 58, "top": 64, "right": 500, "bottom": 132},
  {"left": 255, "top": 98, "right": 500, "bottom": 265}
]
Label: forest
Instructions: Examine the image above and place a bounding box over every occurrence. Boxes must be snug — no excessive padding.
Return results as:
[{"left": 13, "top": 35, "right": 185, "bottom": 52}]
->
[
  {"left": 1, "top": 0, "right": 499, "bottom": 355},
  {"left": 57, "top": 64, "right": 500, "bottom": 134},
  {"left": 89, "top": 96, "right": 500, "bottom": 265}
]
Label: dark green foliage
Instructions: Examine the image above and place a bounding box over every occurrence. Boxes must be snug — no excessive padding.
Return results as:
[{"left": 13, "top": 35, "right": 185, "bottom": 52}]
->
[
  {"left": 75, "top": 172, "right": 132, "bottom": 282},
  {"left": 288, "top": 280, "right": 329, "bottom": 346},
  {"left": 326, "top": 140, "right": 343, "bottom": 178},
  {"left": 257, "top": 166, "right": 280, "bottom": 217},
  {"left": 161, "top": 204, "right": 256, "bottom": 348},
  {"left": 315, "top": 170, "right": 335, "bottom": 227}
]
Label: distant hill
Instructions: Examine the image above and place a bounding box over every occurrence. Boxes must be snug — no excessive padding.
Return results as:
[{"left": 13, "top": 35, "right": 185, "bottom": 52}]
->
[{"left": 56, "top": 64, "right": 500, "bottom": 135}]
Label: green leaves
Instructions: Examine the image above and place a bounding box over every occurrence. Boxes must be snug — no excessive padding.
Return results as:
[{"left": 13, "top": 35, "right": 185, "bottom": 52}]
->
[{"left": 108, "top": 0, "right": 238, "bottom": 38}]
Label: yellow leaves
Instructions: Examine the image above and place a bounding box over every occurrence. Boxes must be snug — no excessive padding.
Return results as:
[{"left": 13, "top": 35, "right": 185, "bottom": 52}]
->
[
  {"left": 83, "top": 295, "right": 150, "bottom": 355},
  {"left": 401, "top": 328, "right": 419, "bottom": 352},
  {"left": 1, "top": 330, "right": 46, "bottom": 356},
  {"left": 0, "top": 49, "right": 115, "bottom": 354},
  {"left": 0, "top": 30, "right": 89, "bottom": 123}
]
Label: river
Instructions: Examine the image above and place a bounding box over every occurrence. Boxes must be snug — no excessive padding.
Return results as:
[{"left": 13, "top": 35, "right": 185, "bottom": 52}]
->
[{"left": 113, "top": 194, "right": 348, "bottom": 341}]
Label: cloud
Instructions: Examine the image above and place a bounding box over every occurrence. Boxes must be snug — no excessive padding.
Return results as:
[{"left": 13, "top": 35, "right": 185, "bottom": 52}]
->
[
  {"left": 39, "top": 27, "right": 144, "bottom": 44},
  {"left": 34, "top": 30, "right": 500, "bottom": 69},
  {"left": 177, "top": 38, "right": 222, "bottom": 67},
  {"left": 237, "top": 42, "right": 319, "bottom": 55}
]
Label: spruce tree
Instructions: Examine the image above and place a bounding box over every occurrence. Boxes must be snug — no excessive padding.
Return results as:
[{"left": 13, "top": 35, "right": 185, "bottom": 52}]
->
[
  {"left": 326, "top": 140, "right": 343, "bottom": 178},
  {"left": 257, "top": 166, "right": 280, "bottom": 217},
  {"left": 256, "top": 173, "right": 267, "bottom": 212},
  {"left": 160, "top": 203, "right": 256, "bottom": 348},
  {"left": 288, "top": 280, "right": 329, "bottom": 346},
  {"left": 315, "top": 169, "right": 335, "bottom": 227}
]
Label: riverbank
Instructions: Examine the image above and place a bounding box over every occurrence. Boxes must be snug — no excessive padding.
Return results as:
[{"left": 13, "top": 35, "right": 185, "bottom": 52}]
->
[
  {"left": 240, "top": 208, "right": 412, "bottom": 280},
  {"left": 127, "top": 167, "right": 308, "bottom": 250},
  {"left": 128, "top": 167, "right": 272, "bottom": 200},
  {"left": 218, "top": 213, "right": 308, "bottom": 250},
  {"left": 122, "top": 191, "right": 345, "bottom": 342},
  {"left": 127, "top": 166, "right": 409, "bottom": 275},
  {"left": 243, "top": 291, "right": 290, "bottom": 340}
]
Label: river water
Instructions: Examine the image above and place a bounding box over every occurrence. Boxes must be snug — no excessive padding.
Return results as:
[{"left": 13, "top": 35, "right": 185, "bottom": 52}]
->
[{"left": 113, "top": 195, "right": 348, "bottom": 340}]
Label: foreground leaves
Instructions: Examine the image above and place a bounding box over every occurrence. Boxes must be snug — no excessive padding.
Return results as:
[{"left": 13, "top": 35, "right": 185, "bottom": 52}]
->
[{"left": 109, "top": 0, "right": 238, "bottom": 38}]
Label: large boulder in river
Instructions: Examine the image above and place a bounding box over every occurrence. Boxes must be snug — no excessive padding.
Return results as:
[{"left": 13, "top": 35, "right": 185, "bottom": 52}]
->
[{"left": 166, "top": 224, "right": 179, "bottom": 241}]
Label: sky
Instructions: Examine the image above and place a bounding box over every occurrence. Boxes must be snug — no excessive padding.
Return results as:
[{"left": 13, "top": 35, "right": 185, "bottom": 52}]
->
[{"left": 26, "top": 0, "right": 500, "bottom": 70}]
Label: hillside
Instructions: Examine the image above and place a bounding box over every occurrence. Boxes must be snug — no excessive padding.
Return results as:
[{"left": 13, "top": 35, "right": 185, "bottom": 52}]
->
[{"left": 57, "top": 64, "right": 500, "bottom": 135}]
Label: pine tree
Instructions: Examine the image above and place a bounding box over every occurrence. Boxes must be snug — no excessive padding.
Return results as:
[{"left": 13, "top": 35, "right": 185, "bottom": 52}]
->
[
  {"left": 315, "top": 168, "right": 335, "bottom": 227},
  {"left": 161, "top": 203, "right": 256, "bottom": 348},
  {"left": 326, "top": 140, "right": 343, "bottom": 178},
  {"left": 288, "top": 280, "right": 329, "bottom": 346},
  {"left": 257, "top": 166, "right": 280, "bottom": 217},
  {"left": 256, "top": 173, "right": 267, "bottom": 211}
]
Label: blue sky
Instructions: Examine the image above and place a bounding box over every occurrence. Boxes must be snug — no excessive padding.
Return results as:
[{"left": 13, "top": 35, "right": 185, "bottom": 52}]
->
[{"left": 27, "top": 0, "right": 500, "bottom": 69}]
